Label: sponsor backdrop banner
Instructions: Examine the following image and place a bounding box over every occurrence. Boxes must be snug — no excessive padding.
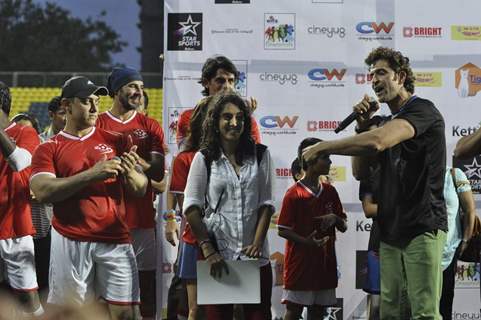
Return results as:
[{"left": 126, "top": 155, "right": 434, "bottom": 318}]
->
[{"left": 161, "top": 0, "right": 481, "bottom": 319}]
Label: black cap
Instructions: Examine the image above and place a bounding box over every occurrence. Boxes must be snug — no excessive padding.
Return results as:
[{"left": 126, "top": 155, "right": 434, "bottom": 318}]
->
[{"left": 61, "top": 76, "right": 109, "bottom": 99}]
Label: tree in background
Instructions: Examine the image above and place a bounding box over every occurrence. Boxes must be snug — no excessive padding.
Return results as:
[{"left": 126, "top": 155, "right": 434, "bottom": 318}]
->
[{"left": 0, "top": 0, "right": 127, "bottom": 71}]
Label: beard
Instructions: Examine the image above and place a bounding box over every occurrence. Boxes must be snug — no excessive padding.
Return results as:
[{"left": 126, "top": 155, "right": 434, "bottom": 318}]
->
[{"left": 119, "top": 92, "right": 141, "bottom": 111}]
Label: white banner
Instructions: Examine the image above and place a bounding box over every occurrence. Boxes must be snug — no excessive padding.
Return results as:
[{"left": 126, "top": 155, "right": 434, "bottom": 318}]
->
[{"left": 162, "top": 1, "right": 481, "bottom": 319}]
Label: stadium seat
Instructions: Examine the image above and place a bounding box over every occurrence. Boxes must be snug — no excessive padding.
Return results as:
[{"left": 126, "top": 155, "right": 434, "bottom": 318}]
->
[{"left": 10, "top": 88, "right": 163, "bottom": 131}]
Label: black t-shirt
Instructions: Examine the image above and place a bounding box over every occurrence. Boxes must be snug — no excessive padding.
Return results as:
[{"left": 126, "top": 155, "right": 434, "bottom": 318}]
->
[
  {"left": 359, "top": 168, "right": 380, "bottom": 251},
  {"left": 377, "top": 97, "right": 447, "bottom": 247}
]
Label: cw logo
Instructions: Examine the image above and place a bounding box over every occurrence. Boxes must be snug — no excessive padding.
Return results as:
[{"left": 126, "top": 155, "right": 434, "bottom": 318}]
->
[
  {"left": 356, "top": 22, "right": 394, "bottom": 34},
  {"left": 260, "top": 116, "right": 298, "bottom": 129},
  {"left": 308, "top": 68, "right": 346, "bottom": 81}
]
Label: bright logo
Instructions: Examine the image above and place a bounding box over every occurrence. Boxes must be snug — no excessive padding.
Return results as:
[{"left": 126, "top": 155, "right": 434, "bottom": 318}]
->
[
  {"left": 307, "top": 120, "right": 341, "bottom": 131},
  {"left": 403, "top": 26, "right": 442, "bottom": 38},
  {"left": 356, "top": 22, "right": 394, "bottom": 34}
]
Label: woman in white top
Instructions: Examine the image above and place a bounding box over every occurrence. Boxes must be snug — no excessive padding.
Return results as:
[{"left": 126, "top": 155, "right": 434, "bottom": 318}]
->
[{"left": 183, "top": 91, "right": 275, "bottom": 320}]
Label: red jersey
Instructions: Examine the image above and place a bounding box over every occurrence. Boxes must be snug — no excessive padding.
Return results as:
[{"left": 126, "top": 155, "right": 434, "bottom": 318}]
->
[
  {"left": 30, "top": 128, "right": 131, "bottom": 243},
  {"left": 176, "top": 108, "right": 261, "bottom": 146},
  {"left": 0, "top": 123, "right": 39, "bottom": 239},
  {"left": 169, "top": 151, "right": 196, "bottom": 244},
  {"left": 176, "top": 109, "right": 194, "bottom": 146},
  {"left": 277, "top": 182, "right": 346, "bottom": 291},
  {"left": 97, "top": 111, "right": 166, "bottom": 229}
]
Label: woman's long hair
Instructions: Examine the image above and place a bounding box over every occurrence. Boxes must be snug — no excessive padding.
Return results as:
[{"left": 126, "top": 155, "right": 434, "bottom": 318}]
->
[
  {"left": 200, "top": 91, "right": 254, "bottom": 164},
  {"left": 183, "top": 96, "right": 213, "bottom": 152}
]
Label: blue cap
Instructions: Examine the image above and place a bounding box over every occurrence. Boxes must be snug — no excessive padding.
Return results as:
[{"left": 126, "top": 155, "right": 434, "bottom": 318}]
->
[{"left": 107, "top": 67, "right": 143, "bottom": 95}]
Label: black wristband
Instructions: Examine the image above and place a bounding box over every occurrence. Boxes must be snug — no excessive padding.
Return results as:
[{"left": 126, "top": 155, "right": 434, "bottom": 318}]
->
[{"left": 355, "top": 125, "right": 368, "bottom": 134}]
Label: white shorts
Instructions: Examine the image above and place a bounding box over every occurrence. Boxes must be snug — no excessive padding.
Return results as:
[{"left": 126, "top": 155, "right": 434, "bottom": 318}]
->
[
  {"left": 0, "top": 235, "right": 38, "bottom": 291},
  {"left": 282, "top": 288, "right": 337, "bottom": 306},
  {"left": 48, "top": 228, "right": 140, "bottom": 305},
  {"left": 131, "top": 228, "right": 156, "bottom": 271}
]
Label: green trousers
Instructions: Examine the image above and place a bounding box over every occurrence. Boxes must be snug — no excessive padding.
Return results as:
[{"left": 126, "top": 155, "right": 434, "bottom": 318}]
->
[{"left": 380, "top": 230, "right": 446, "bottom": 320}]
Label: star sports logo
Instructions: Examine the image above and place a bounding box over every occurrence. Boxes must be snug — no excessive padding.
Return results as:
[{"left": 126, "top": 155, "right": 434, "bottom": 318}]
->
[
  {"left": 325, "top": 298, "right": 343, "bottom": 319},
  {"left": 453, "top": 155, "right": 481, "bottom": 194},
  {"left": 167, "top": 13, "right": 203, "bottom": 51},
  {"left": 464, "top": 158, "right": 481, "bottom": 179}
]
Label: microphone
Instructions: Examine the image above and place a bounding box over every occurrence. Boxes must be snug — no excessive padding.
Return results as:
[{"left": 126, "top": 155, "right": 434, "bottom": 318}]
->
[{"left": 334, "top": 100, "right": 378, "bottom": 134}]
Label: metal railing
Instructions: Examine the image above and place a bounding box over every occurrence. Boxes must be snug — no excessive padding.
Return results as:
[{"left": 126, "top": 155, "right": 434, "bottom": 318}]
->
[{"left": 0, "top": 71, "right": 162, "bottom": 88}]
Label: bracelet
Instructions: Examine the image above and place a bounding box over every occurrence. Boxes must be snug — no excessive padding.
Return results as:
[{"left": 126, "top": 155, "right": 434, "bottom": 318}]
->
[
  {"left": 354, "top": 125, "right": 368, "bottom": 134},
  {"left": 204, "top": 251, "right": 217, "bottom": 259},
  {"left": 164, "top": 209, "right": 177, "bottom": 221},
  {"left": 198, "top": 239, "right": 211, "bottom": 248}
]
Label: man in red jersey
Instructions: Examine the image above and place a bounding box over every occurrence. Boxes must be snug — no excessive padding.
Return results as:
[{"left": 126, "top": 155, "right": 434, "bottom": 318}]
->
[
  {"left": 30, "top": 76, "right": 148, "bottom": 320},
  {"left": 176, "top": 55, "right": 260, "bottom": 149},
  {"left": 97, "top": 67, "right": 165, "bottom": 319},
  {"left": 0, "top": 82, "right": 43, "bottom": 317}
]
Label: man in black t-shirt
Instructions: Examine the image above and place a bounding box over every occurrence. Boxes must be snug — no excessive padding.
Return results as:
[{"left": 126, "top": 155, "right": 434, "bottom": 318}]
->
[{"left": 304, "top": 47, "right": 447, "bottom": 319}]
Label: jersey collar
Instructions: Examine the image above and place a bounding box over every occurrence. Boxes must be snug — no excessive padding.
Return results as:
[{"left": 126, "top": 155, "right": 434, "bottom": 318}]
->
[
  {"left": 298, "top": 180, "right": 324, "bottom": 198},
  {"left": 5, "top": 122, "right": 16, "bottom": 131},
  {"left": 106, "top": 110, "right": 137, "bottom": 124},
  {"left": 59, "top": 127, "right": 96, "bottom": 141}
]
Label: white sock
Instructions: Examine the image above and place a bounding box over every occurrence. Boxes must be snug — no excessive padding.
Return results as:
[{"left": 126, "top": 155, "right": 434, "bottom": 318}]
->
[{"left": 23, "top": 304, "right": 44, "bottom": 317}]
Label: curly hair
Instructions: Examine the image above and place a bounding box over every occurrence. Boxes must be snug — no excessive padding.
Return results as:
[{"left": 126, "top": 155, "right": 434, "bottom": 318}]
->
[
  {"left": 183, "top": 96, "right": 213, "bottom": 152},
  {"left": 200, "top": 91, "right": 254, "bottom": 164},
  {"left": 364, "top": 47, "right": 416, "bottom": 94},
  {"left": 199, "top": 55, "right": 239, "bottom": 96}
]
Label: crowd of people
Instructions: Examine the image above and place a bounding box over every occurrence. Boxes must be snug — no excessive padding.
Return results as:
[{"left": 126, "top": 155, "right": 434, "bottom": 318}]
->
[{"left": 0, "top": 47, "right": 479, "bottom": 320}]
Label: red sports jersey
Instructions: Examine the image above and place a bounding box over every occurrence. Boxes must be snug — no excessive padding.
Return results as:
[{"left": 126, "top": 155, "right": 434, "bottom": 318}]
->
[
  {"left": 0, "top": 123, "right": 39, "bottom": 239},
  {"left": 176, "top": 108, "right": 261, "bottom": 146},
  {"left": 30, "top": 128, "right": 131, "bottom": 243},
  {"left": 176, "top": 109, "right": 194, "bottom": 147},
  {"left": 97, "top": 111, "right": 166, "bottom": 229},
  {"left": 169, "top": 151, "right": 196, "bottom": 244},
  {"left": 277, "top": 182, "right": 346, "bottom": 291}
]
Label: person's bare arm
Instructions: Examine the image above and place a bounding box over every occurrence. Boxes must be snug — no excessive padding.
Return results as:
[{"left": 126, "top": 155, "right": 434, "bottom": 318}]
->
[
  {"left": 243, "top": 205, "right": 274, "bottom": 258},
  {"left": 138, "top": 153, "right": 165, "bottom": 181},
  {"left": 303, "top": 118, "right": 415, "bottom": 161},
  {"left": 454, "top": 128, "right": 481, "bottom": 159},
  {"left": 362, "top": 194, "right": 378, "bottom": 218},
  {"left": 0, "top": 112, "right": 15, "bottom": 158},
  {"left": 278, "top": 228, "right": 329, "bottom": 247},
  {"left": 458, "top": 189, "right": 476, "bottom": 254},
  {"left": 185, "top": 205, "right": 228, "bottom": 278},
  {"left": 119, "top": 148, "right": 148, "bottom": 197},
  {"left": 164, "top": 191, "right": 181, "bottom": 246},
  {"left": 30, "top": 157, "right": 123, "bottom": 203}
]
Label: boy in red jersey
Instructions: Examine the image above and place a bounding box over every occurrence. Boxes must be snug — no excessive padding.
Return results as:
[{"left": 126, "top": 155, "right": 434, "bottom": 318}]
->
[
  {"left": 278, "top": 137, "right": 347, "bottom": 320},
  {"left": 97, "top": 67, "right": 165, "bottom": 319},
  {"left": 0, "top": 82, "right": 43, "bottom": 317},
  {"left": 30, "top": 76, "right": 148, "bottom": 320}
]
